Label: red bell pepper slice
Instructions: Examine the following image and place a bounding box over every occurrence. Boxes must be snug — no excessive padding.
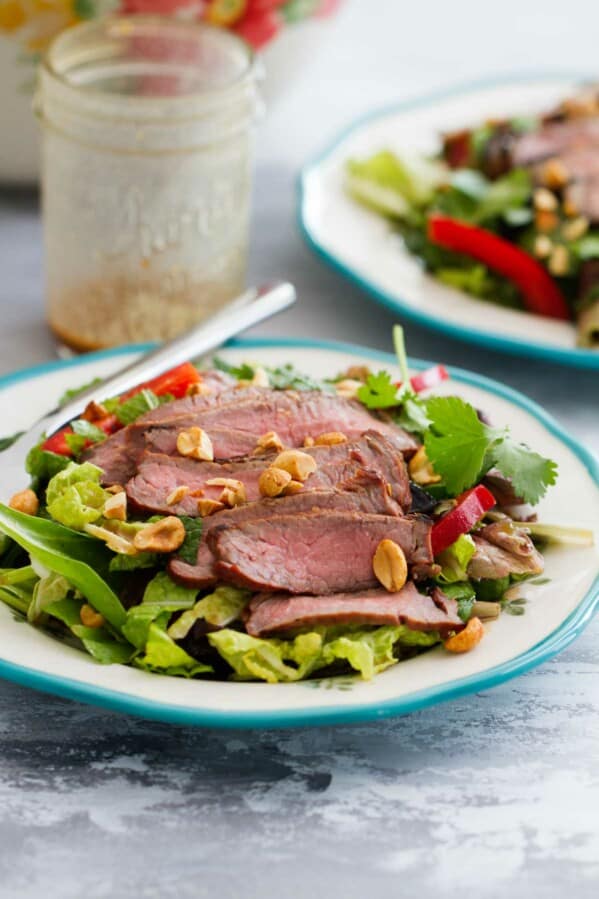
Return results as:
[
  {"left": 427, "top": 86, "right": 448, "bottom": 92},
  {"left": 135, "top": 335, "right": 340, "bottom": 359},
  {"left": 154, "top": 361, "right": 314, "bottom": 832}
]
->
[
  {"left": 121, "top": 362, "right": 200, "bottom": 400},
  {"left": 41, "top": 428, "right": 74, "bottom": 457},
  {"left": 431, "top": 484, "right": 496, "bottom": 556},
  {"left": 427, "top": 214, "right": 571, "bottom": 321},
  {"left": 409, "top": 364, "right": 450, "bottom": 393}
]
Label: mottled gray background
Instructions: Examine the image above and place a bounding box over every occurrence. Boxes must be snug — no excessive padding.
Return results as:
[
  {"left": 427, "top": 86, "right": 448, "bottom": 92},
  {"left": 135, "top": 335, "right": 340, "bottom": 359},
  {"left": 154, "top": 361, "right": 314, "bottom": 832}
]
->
[{"left": 1, "top": 1, "right": 598, "bottom": 897}]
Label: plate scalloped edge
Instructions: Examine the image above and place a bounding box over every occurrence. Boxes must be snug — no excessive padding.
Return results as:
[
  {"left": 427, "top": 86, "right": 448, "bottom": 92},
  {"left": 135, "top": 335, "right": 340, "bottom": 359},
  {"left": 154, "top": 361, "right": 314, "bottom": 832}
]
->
[
  {"left": 0, "top": 336, "right": 597, "bottom": 729},
  {"left": 297, "top": 70, "right": 599, "bottom": 370}
]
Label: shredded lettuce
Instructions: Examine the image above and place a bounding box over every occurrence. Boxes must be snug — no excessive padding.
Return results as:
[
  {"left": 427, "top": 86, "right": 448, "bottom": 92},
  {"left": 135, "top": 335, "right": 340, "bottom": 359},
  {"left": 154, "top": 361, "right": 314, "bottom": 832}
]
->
[
  {"left": 346, "top": 151, "right": 442, "bottom": 214},
  {"left": 436, "top": 534, "right": 476, "bottom": 583},
  {"left": 137, "top": 623, "right": 212, "bottom": 675},
  {"left": 167, "top": 586, "right": 250, "bottom": 640},
  {"left": 208, "top": 624, "right": 441, "bottom": 683}
]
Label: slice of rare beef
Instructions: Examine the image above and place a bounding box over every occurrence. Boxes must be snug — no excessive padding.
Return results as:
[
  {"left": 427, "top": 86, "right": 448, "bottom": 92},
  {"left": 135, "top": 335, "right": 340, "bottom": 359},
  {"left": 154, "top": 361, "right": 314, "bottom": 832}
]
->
[
  {"left": 126, "top": 430, "right": 410, "bottom": 516},
  {"left": 168, "top": 471, "right": 402, "bottom": 589},
  {"left": 212, "top": 511, "right": 433, "bottom": 595},
  {"left": 245, "top": 583, "right": 463, "bottom": 637}
]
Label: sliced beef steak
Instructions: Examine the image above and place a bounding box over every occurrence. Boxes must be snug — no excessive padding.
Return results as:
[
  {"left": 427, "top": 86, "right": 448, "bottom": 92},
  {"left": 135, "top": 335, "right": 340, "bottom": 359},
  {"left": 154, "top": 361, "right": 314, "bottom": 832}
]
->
[
  {"left": 168, "top": 472, "right": 402, "bottom": 589},
  {"left": 126, "top": 430, "right": 411, "bottom": 516},
  {"left": 87, "top": 388, "right": 418, "bottom": 484},
  {"left": 212, "top": 511, "right": 433, "bottom": 595},
  {"left": 512, "top": 117, "right": 599, "bottom": 167},
  {"left": 468, "top": 521, "right": 543, "bottom": 580},
  {"left": 245, "top": 583, "right": 463, "bottom": 637}
]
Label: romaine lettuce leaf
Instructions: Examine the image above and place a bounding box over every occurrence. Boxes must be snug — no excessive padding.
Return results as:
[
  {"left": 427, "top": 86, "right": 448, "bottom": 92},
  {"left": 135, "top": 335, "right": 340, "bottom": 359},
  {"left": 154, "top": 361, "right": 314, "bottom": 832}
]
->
[
  {"left": 46, "top": 462, "right": 108, "bottom": 530},
  {"left": 122, "top": 572, "right": 197, "bottom": 649},
  {"left": 0, "top": 504, "right": 126, "bottom": 629},
  {"left": 436, "top": 534, "right": 476, "bottom": 583},
  {"left": 209, "top": 624, "right": 442, "bottom": 683},
  {"left": 167, "top": 585, "right": 250, "bottom": 640},
  {"left": 138, "top": 624, "right": 212, "bottom": 675},
  {"left": 45, "top": 596, "right": 134, "bottom": 664}
]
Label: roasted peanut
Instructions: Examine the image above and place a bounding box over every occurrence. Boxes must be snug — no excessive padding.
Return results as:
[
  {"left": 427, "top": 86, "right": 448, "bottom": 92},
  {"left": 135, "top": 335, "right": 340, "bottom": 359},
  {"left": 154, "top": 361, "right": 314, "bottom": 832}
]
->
[
  {"left": 541, "top": 157, "right": 569, "bottom": 190},
  {"left": 197, "top": 498, "right": 226, "bottom": 516},
  {"left": 206, "top": 478, "right": 247, "bottom": 507},
  {"left": 80, "top": 604, "right": 105, "bottom": 629},
  {"left": 314, "top": 431, "right": 347, "bottom": 446},
  {"left": 133, "top": 516, "right": 186, "bottom": 553},
  {"left": 303, "top": 436, "right": 315, "bottom": 447},
  {"left": 166, "top": 485, "right": 189, "bottom": 506},
  {"left": 335, "top": 378, "right": 362, "bottom": 399},
  {"left": 85, "top": 523, "right": 136, "bottom": 555},
  {"left": 342, "top": 365, "right": 371, "bottom": 383},
  {"left": 562, "top": 216, "right": 589, "bottom": 241},
  {"left": 176, "top": 427, "right": 214, "bottom": 461},
  {"left": 82, "top": 400, "right": 108, "bottom": 422},
  {"left": 548, "top": 244, "right": 570, "bottom": 276},
  {"left": 272, "top": 450, "right": 317, "bottom": 482},
  {"left": 282, "top": 479, "right": 304, "bottom": 496},
  {"left": 259, "top": 466, "right": 292, "bottom": 498},
  {"left": 533, "top": 187, "right": 558, "bottom": 212},
  {"left": 9, "top": 488, "right": 39, "bottom": 516},
  {"left": 254, "top": 431, "right": 284, "bottom": 454},
  {"left": 186, "top": 382, "right": 212, "bottom": 397},
  {"left": 535, "top": 209, "right": 559, "bottom": 233},
  {"left": 103, "top": 491, "right": 127, "bottom": 521},
  {"left": 408, "top": 446, "right": 441, "bottom": 486},
  {"left": 444, "top": 617, "right": 485, "bottom": 653},
  {"left": 105, "top": 484, "right": 125, "bottom": 495},
  {"left": 533, "top": 234, "right": 553, "bottom": 259},
  {"left": 373, "top": 539, "right": 408, "bottom": 592}
]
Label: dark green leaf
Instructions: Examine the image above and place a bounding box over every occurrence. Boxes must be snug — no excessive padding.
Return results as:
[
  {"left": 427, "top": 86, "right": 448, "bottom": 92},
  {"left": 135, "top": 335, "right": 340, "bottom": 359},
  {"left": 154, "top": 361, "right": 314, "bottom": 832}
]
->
[
  {"left": 0, "top": 504, "right": 126, "bottom": 629},
  {"left": 26, "top": 445, "right": 71, "bottom": 481},
  {"left": 58, "top": 377, "right": 103, "bottom": 407},
  {"left": 357, "top": 371, "right": 399, "bottom": 409},
  {"left": 177, "top": 517, "right": 203, "bottom": 565},
  {"left": 489, "top": 437, "right": 558, "bottom": 506},
  {"left": 424, "top": 396, "right": 489, "bottom": 495},
  {"left": 0, "top": 431, "right": 23, "bottom": 452},
  {"left": 213, "top": 356, "right": 256, "bottom": 381},
  {"left": 109, "top": 551, "right": 161, "bottom": 572},
  {"left": 265, "top": 364, "right": 334, "bottom": 393}
]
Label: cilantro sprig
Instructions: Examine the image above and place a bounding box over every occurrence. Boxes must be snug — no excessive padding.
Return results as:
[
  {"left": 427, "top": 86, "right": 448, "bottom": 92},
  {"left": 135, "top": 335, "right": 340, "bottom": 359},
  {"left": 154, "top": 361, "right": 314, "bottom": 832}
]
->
[{"left": 423, "top": 395, "right": 557, "bottom": 505}]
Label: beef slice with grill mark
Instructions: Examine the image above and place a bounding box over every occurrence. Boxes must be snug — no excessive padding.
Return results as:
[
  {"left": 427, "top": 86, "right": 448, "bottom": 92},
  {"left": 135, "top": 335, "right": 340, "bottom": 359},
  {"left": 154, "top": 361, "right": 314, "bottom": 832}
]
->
[
  {"left": 245, "top": 583, "right": 463, "bottom": 637},
  {"left": 212, "top": 511, "right": 433, "bottom": 595},
  {"left": 168, "top": 472, "right": 402, "bottom": 589},
  {"left": 127, "top": 431, "right": 411, "bottom": 516}
]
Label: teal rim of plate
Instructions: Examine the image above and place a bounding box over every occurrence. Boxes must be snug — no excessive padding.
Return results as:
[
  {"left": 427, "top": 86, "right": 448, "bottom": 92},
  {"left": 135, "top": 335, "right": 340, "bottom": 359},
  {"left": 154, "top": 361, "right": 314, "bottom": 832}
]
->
[
  {"left": 297, "top": 70, "right": 599, "bottom": 370},
  {"left": 0, "top": 336, "right": 597, "bottom": 729}
]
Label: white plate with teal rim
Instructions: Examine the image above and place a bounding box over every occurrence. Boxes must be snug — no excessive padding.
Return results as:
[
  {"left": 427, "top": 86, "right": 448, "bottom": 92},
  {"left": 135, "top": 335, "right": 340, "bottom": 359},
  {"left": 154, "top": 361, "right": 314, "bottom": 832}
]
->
[
  {"left": 299, "top": 73, "right": 599, "bottom": 369},
  {"left": 0, "top": 338, "right": 597, "bottom": 728}
]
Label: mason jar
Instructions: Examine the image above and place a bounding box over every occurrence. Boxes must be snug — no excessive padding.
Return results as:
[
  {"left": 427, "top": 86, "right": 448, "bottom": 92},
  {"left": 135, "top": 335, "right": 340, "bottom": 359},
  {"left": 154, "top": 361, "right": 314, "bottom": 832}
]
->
[{"left": 37, "top": 16, "right": 261, "bottom": 351}]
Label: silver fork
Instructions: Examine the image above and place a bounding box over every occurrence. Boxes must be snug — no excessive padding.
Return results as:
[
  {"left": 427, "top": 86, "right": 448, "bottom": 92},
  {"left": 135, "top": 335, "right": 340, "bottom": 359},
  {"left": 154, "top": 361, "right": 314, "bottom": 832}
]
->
[{"left": 2, "top": 281, "right": 296, "bottom": 491}]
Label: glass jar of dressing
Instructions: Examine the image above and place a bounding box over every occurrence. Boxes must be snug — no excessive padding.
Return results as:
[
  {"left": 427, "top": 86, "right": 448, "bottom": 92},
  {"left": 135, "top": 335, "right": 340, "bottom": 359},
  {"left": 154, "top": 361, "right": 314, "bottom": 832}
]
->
[{"left": 37, "top": 16, "right": 261, "bottom": 350}]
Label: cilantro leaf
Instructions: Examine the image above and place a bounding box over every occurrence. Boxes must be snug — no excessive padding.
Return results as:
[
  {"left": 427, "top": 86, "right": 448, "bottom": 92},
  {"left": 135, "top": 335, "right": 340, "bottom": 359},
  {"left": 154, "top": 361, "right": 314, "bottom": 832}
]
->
[
  {"left": 393, "top": 393, "right": 431, "bottom": 437},
  {"left": 58, "top": 377, "right": 103, "bottom": 407},
  {"left": 266, "top": 364, "right": 333, "bottom": 393},
  {"left": 0, "top": 431, "right": 23, "bottom": 452},
  {"left": 26, "top": 444, "right": 71, "bottom": 482},
  {"left": 489, "top": 438, "right": 558, "bottom": 506},
  {"left": 424, "top": 395, "right": 557, "bottom": 504},
  {"left": 424, "top": 396, "right": 489, "bottom": 494},
  {"left": 177, "top": 517, "right": 203, "bottom": 565},
  {"left": 213, "top": 356, "right": 256, "bottom": 381},
  {"left": 357, "top": 371, "right": 399, "bottom": 409}
]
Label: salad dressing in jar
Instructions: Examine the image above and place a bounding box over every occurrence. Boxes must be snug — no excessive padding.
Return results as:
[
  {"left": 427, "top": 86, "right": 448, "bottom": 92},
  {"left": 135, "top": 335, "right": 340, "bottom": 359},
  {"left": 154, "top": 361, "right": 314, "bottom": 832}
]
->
[{"left": 37, "top": 16, "right": 261, "bottom": 350}]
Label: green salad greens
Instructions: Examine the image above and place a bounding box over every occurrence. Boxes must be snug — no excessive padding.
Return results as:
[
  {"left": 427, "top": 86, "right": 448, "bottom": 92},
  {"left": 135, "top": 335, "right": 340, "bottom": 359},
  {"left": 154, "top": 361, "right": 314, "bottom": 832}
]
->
[{"left": 0, "top": 334, "right": 576, "bottom": 685}]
